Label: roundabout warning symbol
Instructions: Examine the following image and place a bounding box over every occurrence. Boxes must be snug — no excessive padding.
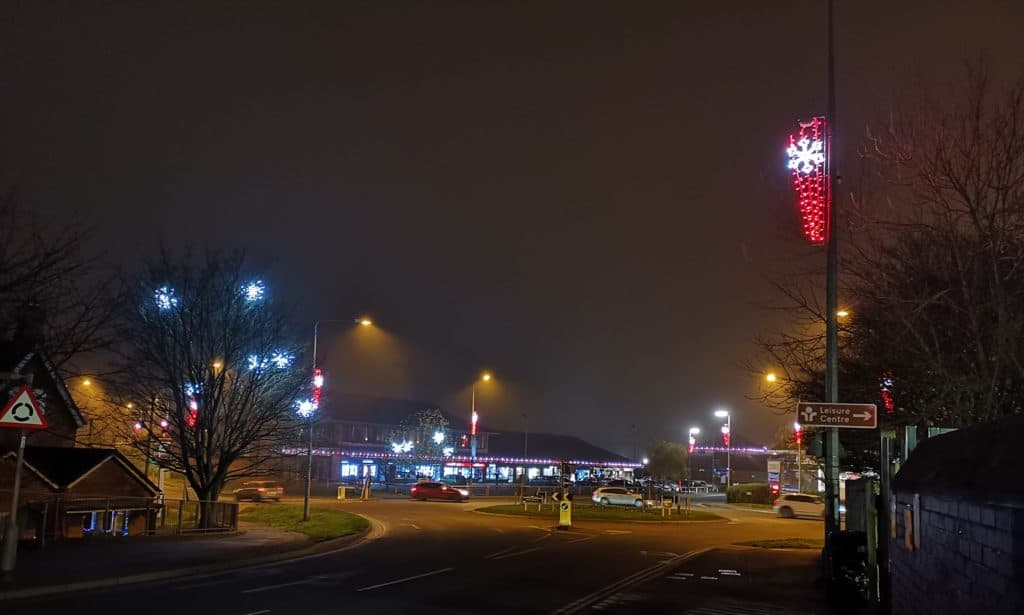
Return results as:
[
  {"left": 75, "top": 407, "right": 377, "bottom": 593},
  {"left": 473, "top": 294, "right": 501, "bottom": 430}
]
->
[{"left": 0, "top": 386, "right": 48, "bottom": 429}]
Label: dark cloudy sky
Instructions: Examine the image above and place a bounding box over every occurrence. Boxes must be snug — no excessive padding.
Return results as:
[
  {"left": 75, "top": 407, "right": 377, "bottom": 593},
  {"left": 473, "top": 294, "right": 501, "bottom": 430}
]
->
[{"left": 2, "top": 1, "right": 1021, "bottom": 456}]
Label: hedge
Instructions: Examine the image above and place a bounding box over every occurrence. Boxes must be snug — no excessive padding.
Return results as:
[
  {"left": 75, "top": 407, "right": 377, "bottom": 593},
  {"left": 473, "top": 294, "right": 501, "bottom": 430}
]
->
[{"left": 726, "top": 482, "right": 770, "bottom": 504}]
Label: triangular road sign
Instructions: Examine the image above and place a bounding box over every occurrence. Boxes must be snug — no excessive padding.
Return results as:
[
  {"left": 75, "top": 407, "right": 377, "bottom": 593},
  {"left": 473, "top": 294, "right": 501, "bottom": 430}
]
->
[{"left": 0, "top": 385, "right": 48, "bottom": 430}]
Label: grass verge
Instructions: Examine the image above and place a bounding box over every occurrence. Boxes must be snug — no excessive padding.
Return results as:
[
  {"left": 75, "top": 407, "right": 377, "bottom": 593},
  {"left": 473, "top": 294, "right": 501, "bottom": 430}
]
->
[
  {"left": 735, "top": 537, "right": 824, "bottom": 549},
  {"left": 731, "top": 503, "right": 774, "bottom": 510},
  {"left": 477, "top": 504, "right": 722, "bottom": 522},
  {"left": 238, "top": 504, "right": 369, "bottom": 542}
]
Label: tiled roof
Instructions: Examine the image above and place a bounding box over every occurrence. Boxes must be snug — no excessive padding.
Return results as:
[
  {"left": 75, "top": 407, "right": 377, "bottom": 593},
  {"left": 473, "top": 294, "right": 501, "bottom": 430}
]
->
[
  {"left": 319, "top": 392, "right": 466, "bottom": 429},
  {"left": 483, "top": 430, "right": 632, "bottom": 463}
]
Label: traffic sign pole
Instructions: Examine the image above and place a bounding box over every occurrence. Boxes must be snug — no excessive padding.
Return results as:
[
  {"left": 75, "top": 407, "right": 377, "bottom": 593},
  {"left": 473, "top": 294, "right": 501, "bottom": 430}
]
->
[{"left": 1, "top": 431, "right": 27, "bottom": 579}]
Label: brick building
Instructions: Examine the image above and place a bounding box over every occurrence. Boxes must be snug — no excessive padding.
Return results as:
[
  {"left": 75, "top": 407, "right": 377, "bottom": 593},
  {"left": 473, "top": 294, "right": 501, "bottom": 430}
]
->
[{"left": 890, "top": 415, "right": 1024, "bottom": 614}]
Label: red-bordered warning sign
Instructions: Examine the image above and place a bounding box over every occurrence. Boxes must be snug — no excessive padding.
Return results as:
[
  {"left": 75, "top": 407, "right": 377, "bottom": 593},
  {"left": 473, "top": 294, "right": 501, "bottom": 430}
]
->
[{"left": 0, "top": 385, "right": 48, "bottom": 430}]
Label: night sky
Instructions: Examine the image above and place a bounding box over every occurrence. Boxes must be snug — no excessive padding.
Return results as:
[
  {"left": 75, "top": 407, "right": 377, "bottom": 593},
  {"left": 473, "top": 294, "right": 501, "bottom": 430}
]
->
[{"left": 2, "top": 1, "right": 1021, "bottom": 456}]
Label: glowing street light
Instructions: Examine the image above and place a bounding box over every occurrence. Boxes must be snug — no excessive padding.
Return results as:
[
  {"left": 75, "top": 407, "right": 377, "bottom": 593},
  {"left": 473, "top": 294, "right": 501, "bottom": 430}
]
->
[
  {"left": 82, "top": 378, "right": 92, "bottom": 387},
  {"left": 714, "top": 409, "right": 732, "bottom": 488},
  {"left": 765, "top": 372, "right": 777, "bottom": 383},
  {"left": 470, "top": 371, "right": 494, "bottom": 469},
  {"left": 359, "top": 318, "right": 373, "bottom": 327},
  {"left": 836, "top": 309, "right": 849, "bottom": 318}
]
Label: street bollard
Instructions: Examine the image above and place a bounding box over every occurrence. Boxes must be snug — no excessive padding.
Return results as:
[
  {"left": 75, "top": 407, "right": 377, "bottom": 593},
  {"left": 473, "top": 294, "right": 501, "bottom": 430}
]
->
[{"left": 337, "top": 486, "right": 346, "bottom": 500}]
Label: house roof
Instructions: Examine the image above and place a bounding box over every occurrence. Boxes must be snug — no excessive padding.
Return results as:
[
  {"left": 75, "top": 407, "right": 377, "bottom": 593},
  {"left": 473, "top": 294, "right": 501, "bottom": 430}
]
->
[
  {"left": 893, "top": 414, "right": 1024, "bottom": 501},
  {"left": 3, "top": 446, "right": 159, "bottom": 495},
  {"left": 486, "top": 430, "right": 633, "bottom": 464},
  {"left": 320, "top": 392, "right": 467, "bottom": 430},
  {"left": 0, "top": 341, "right": 85, "bottom": 427}
]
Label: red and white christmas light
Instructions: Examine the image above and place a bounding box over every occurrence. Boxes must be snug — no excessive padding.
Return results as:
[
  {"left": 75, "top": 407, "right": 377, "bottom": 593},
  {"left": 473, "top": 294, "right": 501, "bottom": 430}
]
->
[{"left": 786, "top": 117, "right": 830, "bottom": 244}]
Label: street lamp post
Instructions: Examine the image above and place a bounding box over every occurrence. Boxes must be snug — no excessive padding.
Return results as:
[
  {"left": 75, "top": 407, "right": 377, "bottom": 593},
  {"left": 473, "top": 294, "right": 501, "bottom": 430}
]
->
[
  {"left": 794, "top": 422, "right": 803, "bottom": 493},
  {"left": 714, "top": 409, "right": 731, "bottom": 488},
  {"left": 305, "top": 317, "right": 372, "bottom": 521},
  {"left": 469, "top": 372, "right": 492, "bottom": 479},
  {"left": 687, "top": 427, "right": 700, "bottom": 480}
]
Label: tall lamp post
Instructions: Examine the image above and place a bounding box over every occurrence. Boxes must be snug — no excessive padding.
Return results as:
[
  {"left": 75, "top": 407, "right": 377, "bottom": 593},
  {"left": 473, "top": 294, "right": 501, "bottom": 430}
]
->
[
  {"left": 714, "top": 409, "right": 731, "bottom": 488},
  {"left": 687, "top": 427, "right": 700, "bottom": 480},
  {"left": 304, "top": 317, "right": 373, "bottom": 521},
  {"left": 794, "top": 421, "right": 803, "bottom": 493},
  {"left": 469, "top": 372, "right": 492, "bottom": 478}
]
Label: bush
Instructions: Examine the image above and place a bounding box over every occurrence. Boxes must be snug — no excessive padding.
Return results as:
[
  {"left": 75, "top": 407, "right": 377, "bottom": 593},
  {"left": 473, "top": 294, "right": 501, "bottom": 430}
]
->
[{"left": 726, "top": 482, "right": 770, "bottom": 504}]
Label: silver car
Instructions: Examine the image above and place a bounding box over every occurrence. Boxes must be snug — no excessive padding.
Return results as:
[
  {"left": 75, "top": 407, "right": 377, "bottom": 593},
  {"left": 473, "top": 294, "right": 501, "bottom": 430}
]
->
[{"left": 591, "top": 487, "right": 645, "bottom": 508}]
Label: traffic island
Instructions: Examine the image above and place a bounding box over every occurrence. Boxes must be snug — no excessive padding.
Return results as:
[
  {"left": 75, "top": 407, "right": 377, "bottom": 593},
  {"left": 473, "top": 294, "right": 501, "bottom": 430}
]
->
[
  {"left": 475, "top": 504, "right": 723, "bottom": 522},
  {"left": 237, "top": 504, "right": 369, "bottom": 542},
  {"left": 734, "top": 538, "right": 825, "bottom": 549}
]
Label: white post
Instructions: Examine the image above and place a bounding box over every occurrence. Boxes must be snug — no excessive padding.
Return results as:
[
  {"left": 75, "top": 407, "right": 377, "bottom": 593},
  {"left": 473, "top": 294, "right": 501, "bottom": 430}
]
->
[{"left": 1, "top": 432, "right": 27, "bottom": 579}]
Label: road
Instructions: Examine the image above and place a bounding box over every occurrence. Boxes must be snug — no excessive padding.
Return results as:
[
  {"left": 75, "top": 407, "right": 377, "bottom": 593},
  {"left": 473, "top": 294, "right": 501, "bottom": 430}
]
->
[{"left": 3, "top": 497, "right": 829, "bottom": 614}]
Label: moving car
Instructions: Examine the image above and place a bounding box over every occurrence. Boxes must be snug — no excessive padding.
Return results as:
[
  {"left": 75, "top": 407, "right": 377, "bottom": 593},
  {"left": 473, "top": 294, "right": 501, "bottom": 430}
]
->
[
  {"left": 773, "top": 493, "right": 825, "bottom": 518},
  {"left": 410, "top": 481, "right": 470, "bottom": 502},
  {"left": 591, "top": 486, "right": 645, "bottom": 508},
  {"left": 233, "top": 481, "right": 283, "bottom": 502}
]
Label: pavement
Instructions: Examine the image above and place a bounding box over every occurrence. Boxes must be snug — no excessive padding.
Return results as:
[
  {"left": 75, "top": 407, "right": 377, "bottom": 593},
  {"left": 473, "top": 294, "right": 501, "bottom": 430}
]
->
[{"left": 0, "top": 496, "right": 869, "bottom": 614}]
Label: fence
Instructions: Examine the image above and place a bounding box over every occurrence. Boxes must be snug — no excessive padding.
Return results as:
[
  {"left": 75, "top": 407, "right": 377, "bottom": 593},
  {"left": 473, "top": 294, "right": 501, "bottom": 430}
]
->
[{"left": 3, "top": 496, "right": 238, "bottom": 544}]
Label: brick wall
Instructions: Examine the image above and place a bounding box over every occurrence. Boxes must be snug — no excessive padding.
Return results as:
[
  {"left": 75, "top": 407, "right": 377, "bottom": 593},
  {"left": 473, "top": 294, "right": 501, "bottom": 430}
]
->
[{"left": 890, "top": 490, "right": 1023, "bottom": 614}]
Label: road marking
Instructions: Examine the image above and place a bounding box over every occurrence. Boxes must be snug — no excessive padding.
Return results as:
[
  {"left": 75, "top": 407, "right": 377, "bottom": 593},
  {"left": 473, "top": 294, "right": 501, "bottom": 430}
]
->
[
  {"left": 567, "top": 536, "right": 595, "bottom": 544},
  {"left": 240, "top": 577, "right": 319, "bottom": 593},
  {"left": 533, "top": 533, "right": 552, "bottom": 542},
  {"left": 640, "top": 550, "right": 679, "bottom": 558},
  {"left": 177, "top": 579, "right": 226, "bottom": 590},
  {"left": 490, "top": 528, "right": 504, "bottom": 533},
  {"left": 603, "top": 529, "right": 631, "bottom": 534},
  {"left": 529, "top": 525, "right": 552, "bottom": 532},
  {"left": 244, "top": 610, "right": 272, "bottom": 615},
  {"left": 401, "top": 523, "right": 421, "bottom": 530},
  {"left": 483, "top": 545, "right": 520, "bottom": 559},
  {"left": 719, "top": 569, "right": 742, "bottom": 576},
  {"left": 700, "top": 575, "right": 719, "bottom": 581},
  {"left": 554, "top": 547, "right": 712, "bottom": 614},
  {"left": 491, "top": 546, "right": 543, "bottom": 560},
  {"left": 355, "top": 567, "right": 455, "bottom": 592}
]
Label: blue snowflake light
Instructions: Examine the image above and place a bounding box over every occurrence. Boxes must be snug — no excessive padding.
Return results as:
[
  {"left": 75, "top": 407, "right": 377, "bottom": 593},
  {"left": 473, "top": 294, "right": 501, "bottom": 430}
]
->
[
  {"left": 269, "top": 351, "right": 294, "bottom": 369},
  {"left": 243, "top": 280, "right": 265, "bottom": 302},
  {"left": 295, "top": 398, "right": 316, "bottom": 418},
  {"left": 154, "top": 286, "right": 178, "bottom": 310}
]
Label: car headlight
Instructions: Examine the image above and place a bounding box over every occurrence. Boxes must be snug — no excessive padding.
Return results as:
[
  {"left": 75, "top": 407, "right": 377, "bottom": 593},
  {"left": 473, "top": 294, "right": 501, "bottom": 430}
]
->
[{"left": 458, "top": 489, "right": 469, "bottom": 497}]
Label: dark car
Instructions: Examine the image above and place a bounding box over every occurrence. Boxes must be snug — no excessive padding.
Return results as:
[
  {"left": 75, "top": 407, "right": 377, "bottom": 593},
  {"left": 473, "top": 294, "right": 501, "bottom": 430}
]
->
[
  {"left": 410, "top": 481, "right": 470, "bottom": 502},
  {"left": 233, "top": 481, "right": 283, "bottom": 502}
]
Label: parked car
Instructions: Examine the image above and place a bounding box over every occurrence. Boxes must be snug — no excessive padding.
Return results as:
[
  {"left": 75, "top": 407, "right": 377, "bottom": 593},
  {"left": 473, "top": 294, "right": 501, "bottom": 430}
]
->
[
  {"left": 233, "top": 481, "right": 283, "bottom": 502},
  {"left": 591, "top": 487, "right": 645, "bottom": 508},
  {"left": 410, "top": 481, "right": 470, "bottom": 502},
  {"left": 773, "top": 493, "right": 825, "bottom": 518},
  {"left": 605, "top": 478, "right": 634, "bottom": 489}
]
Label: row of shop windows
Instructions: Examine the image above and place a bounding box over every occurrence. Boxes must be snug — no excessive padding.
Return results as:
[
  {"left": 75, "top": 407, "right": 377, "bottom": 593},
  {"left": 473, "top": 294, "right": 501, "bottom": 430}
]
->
[{"left": 338, "top": 460, "right": 631, "bottom": 483}]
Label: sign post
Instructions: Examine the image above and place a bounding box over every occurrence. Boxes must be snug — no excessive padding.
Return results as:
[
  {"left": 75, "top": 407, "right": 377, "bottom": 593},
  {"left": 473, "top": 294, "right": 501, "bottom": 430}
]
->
[
  {"left": 1, "top": 385, "right": 48, "bottom": 580},
  {"left": 797, "top": 402, "right": 877, "bottom": 429}
]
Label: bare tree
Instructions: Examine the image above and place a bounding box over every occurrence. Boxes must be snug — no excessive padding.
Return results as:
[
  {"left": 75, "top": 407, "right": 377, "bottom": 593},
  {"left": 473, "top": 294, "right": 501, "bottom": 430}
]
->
[
  {"left": 107, "top": 251, "right": 306, "bottom": 523},
  {"left": 753, "top": 68, "right": 1024, "bottom": 434},
  {"left": 0, "top": 188, "right": 117, "bottom": 370}
]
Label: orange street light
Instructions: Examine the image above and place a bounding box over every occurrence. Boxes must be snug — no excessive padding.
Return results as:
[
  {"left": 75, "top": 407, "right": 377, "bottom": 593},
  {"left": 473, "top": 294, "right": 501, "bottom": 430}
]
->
[
  {"left": 836, "top": 310, "right": 849, "bottom": 318},
  {"left": 765, "top": 372, "right": 778, "bottom": 383}
]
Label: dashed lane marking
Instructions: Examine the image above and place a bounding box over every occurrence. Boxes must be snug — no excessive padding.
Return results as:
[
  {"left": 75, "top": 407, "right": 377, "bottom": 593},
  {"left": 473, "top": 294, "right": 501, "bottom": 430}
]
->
[
  {"left": 355, "top": 567, "right": 455, "bottom": 592},
  {"left": 490, "top": 546, "right": 543, "bottom": 560},
  {"left": 240, "top": 577, "right": 321, "bottom": 594},
  {"left": 244, "top": 610, "right": 272, "bottom": 615}
]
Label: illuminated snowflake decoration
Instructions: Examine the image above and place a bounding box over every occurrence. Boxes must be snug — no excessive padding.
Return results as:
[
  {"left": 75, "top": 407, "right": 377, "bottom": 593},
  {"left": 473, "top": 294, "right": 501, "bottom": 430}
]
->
[
  {"left": 247, "top": 354, "right": 266, "bottom": 370},
  {"left": 442, "top": 446, "right": 454, "bottom": 457},
  {"left": 295, "top": 398, "right": 317, "bottom": 418},
  {"left": 269, "top": 351, "right": 294, "bottom": 369},
  {"left": 786, "top": 137, "right": 825, "bottom": 174},
  {"left": 154, "top": 286, "right": 178, "bottom": 310},
  {"left": 243, "top": 280, "right": 265, "bottom": 302},
  {"left": 184, "top": 382, "right": 202, "bottom": 397},
  {"left": 391, "top": 440, "right": 414, "bottom": 454},
  {"left": 432, "top": 430, "right": 445, "bottom": 445}
]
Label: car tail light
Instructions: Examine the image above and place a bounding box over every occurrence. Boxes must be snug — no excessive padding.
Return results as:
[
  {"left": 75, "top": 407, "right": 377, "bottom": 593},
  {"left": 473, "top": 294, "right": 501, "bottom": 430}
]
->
[
  {"left": 258, "top": 487, "right": 265, "bottom": 492},
  {"left": 773, "top": 499, "right": 779, "bottom": 506},
  {"left": 411, "top": 486, "right": 417, "bottom": 492}
]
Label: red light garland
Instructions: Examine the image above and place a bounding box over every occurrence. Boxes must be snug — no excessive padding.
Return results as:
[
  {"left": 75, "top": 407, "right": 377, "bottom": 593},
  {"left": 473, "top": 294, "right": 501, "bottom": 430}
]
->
[{"left": 786, "top": 117, "right": 829, "bottom": 244}]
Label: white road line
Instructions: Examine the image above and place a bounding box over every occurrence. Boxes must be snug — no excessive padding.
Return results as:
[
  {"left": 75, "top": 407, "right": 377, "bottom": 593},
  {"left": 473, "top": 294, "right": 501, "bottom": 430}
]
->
[
  {"left": 491, "top": 546, "right": 543, "bottom": 560},
  {"left": 700, "top": 575, "right": 719, "bottom": 581},
  {"left": 177, "top": 579, "right": 226, "bottom": 590},
  {"left": 240, "top": 577, "right": 318, "bottom": 594},
  {"left": 355, "top": 567, "right": 455, "bottom": 592},
  {"left": 490, "top": 528, "right": 504, "bottom": 533},
  {"left": 401, "top": 523, "right": 421, "bottom": 530},
  {"left": 567, "top": 536, "right": 595, "bottom": 544},
  {"left": 244, "top": 610, "right": 272, "bottom": 615},
  {"left": 483, "top": 545, "right": 519, "bottom": 559},
  {"left": 603, "top": 529, "right": 631, "bottom": 534},
  {"left": 529, "top": 525, "right": 552, "bottom": 532},
  {"left": 532, "top": 533, "right": 552, "bottom": 542}
]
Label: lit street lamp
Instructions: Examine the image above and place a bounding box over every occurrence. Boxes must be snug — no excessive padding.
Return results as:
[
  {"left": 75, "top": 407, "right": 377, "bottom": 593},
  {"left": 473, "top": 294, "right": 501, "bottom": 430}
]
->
[
  {"left": 765, "top": 372, "right": 777, "bottom": 383},
  {"left": 470, "top": 372, "right": 492, "bottom": 477},
  {"left": 305, "top": 317, "right": 374, "bottom": 521},
  {"left": 714, "top": 409, "right": 732, "bottom": 488}
]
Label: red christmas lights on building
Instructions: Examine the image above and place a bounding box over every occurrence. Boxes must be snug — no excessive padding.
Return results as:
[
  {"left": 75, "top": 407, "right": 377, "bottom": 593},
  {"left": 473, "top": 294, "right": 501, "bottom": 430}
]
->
[
  {"left": 721, "top": 424, "right": 731, "bottom": 447},
  {"left": 786, "top": 117, "right": 829, "bottom": 244},
  {"left": 880, "top": 371, "right": 895, "bottom": 413},
  {"left": 312, "top": 367, "right": 324, "bottom": 408}
]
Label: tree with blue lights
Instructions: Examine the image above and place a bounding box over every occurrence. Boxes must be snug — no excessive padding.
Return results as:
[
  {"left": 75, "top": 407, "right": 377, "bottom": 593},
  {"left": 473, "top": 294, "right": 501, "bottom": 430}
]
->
[{"left": 109, "top": 251, "right": 305, "bottom": 525}]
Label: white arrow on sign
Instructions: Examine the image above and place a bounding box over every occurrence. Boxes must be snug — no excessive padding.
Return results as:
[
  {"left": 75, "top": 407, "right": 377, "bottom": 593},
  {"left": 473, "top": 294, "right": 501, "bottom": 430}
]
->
[{"left": 853, "top": 411, "right": 872, "bottom": 420}]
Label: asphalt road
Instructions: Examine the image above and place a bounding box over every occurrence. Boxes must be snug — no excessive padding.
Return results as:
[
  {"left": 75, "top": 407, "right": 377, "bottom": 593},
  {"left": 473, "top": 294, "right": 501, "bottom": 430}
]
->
[{"left": 3, "top": 497, "right": 828, "bottom": 614}]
